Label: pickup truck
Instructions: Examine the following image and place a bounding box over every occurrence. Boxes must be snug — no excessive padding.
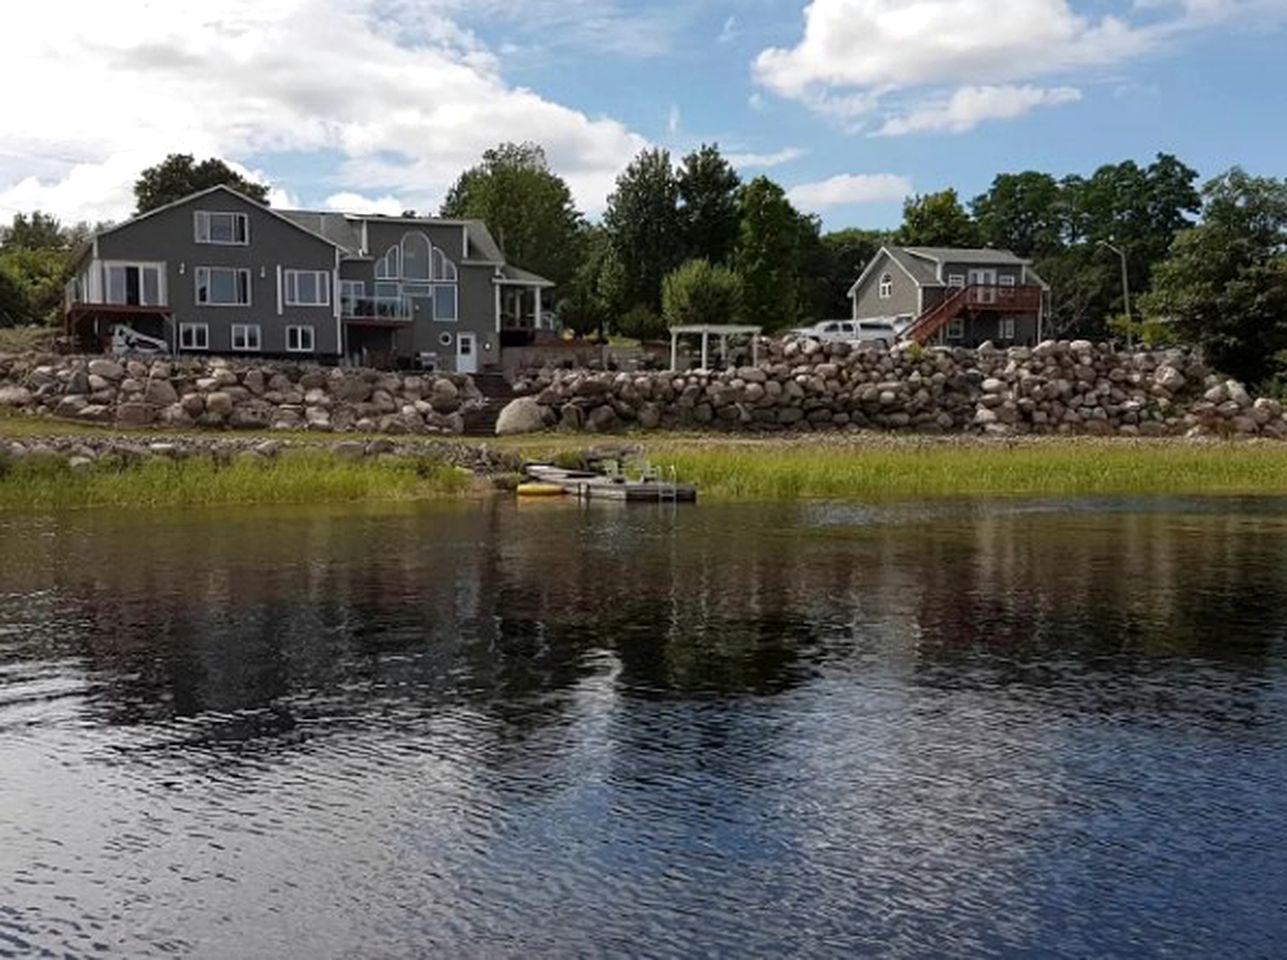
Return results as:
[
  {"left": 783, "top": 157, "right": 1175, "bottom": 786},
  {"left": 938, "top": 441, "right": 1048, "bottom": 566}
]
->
[{"left": 789, "top": 319, "right": 898, "bottom": 347}]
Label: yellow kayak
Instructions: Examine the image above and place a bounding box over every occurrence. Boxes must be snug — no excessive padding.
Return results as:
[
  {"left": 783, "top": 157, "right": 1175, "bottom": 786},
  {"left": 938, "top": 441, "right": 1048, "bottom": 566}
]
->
[{"left": 516, "top": 482, "right": 566, "bottom": 498}]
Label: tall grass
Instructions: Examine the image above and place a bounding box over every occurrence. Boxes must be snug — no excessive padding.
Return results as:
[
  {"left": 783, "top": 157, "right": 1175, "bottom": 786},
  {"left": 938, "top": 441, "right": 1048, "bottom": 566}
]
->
[
  {"left": 661, "top": 440, "right": 1287, "bottom": 500},
  {"left": 0, "top": 450, "right": 472, "bottom": 511}
]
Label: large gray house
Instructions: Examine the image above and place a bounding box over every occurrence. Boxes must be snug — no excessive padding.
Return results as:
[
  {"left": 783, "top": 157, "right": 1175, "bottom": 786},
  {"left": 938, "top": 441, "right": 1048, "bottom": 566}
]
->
[
  {"left": 848, "top": 246, "right": 1050, "bottom": 347},
  {"left": 64, "top": 185, "right": 555, "bottom": 372}
]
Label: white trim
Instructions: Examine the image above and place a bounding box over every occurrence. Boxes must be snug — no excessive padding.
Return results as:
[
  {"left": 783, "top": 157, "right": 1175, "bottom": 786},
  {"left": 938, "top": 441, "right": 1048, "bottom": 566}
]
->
[
  {"left": 194, "top": 266, "right": 252, "bottom": 306},
  {"left": 947, "top": 274, "right": 966, "bottom": 288},
  {"left": 194, "top": 210, "right": 249, "bottom": 246},
  {"left": 284, "top": 268, "right": 332, "bottom": 306},
  {"left": 878, "top": 273, "right": 894, "bottom": 300},
  {"left": 230, "top": 323, "right": 262, "bottom": 352},
  {"left": 456, "top": 331, "right": 478, "bottom": 374},
  {"left": 334, "top": 250, "right": 342, "bottom": 356},
  {"left": 99, "top": 260, "right": 167, "bottom": 306},
  {"left": 178, "top": 322, "right": 209, "bottom": 351},
  {"left": 461, "top": 225, "right": 468, "bottom": 260},
  {"left": 494, "top": 278, "right": 502, "bottom": 333},
  {"left": 848, "top": 246, "right": 922, "bottom": 298},
  {"left": 91, "top": 185, "right": 342, "bottom": 252},
  {"left": 286, "top": 324, "right": 315, "bottom": 353},
  {"left": 276, "top": 265, "right": 283, "bottom": 316}
]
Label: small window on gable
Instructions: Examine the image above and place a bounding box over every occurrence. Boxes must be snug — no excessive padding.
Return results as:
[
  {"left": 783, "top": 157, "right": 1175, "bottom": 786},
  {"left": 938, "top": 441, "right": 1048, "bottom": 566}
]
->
[
  {"left": 195, "top": 211, "right": 249, "bottom": 245},
  {"left": 879, "top": 273, "right": 893, "bottom": 299}
]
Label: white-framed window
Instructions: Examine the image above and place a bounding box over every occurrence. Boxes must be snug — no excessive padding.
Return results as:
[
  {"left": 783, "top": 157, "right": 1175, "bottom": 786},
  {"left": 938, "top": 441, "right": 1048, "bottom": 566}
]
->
[
  {"left": 340, "top": 280, "right": 364, "bottom": 315},
  {"left": 375, "top": 245, "right": 400, "bottom": 280},
  {"left": 999, "top": 274, "right": 1017, "bottom": 287},
  {"left": 878, "top": 273, "right": 893, "bottom": 299},
  {"left": 947, "top": 274, "right": 966, "bottom": 288},
  {"left": 947, "top": 317, "right": 965, "bottom": 340},
  {"left": 432, "top": 247, "right": 457, "bottom": 282},
  {"left": 195, "top": 267, "right": 251, "bottom": 306},
  {"left": 102, "top": 262, "right": 164, "bottom": 306},
  {"left": 286, "top": 325, "right": 315, "bottom": 353},
  {"left": 433, "top": 284, "right": 458, "bottom": 322},
  {"left": 194, "top": 211, "right": 249, "bottom": 245},
  {"left": 285, "top": 269, "right": 331, "bottom": 306},
  {"left": 402, "top": 232, "right": 431, "bottom": 281},
  {"left": 999, "top": 317, "right": 1016, "bottom": 340},
  {"left": 231, "top": 323, "right": 261, "bottom": 351},
  {"left": 178, "top": 323, "right": 209, "bottom": 350}
]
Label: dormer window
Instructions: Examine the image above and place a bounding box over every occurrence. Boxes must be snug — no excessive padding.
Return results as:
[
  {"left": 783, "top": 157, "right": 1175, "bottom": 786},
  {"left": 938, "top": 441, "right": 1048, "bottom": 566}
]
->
[
  {"left": 879, "top": 273, "right": 893, "bottom": 299},
  {"left": 194, "top": 211, "right": 249, "bottom": 245}
]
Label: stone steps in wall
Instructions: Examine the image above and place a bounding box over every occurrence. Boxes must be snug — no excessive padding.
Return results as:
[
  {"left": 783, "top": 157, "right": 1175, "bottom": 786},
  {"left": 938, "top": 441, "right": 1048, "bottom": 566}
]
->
[{"left": 462, "top": 373, "right": 516, "bottom": 436}]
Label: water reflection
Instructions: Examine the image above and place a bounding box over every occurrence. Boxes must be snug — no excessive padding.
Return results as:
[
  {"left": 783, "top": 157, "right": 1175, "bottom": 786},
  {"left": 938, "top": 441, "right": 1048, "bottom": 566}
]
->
[{"left": 2, "top": 499, "right": 1286, "bottom": 957}]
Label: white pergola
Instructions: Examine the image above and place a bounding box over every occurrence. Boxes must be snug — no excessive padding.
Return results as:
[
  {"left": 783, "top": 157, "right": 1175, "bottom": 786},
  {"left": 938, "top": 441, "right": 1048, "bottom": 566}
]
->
[{"left": 669, "top": 324, "right": 763, "bottom": 372}]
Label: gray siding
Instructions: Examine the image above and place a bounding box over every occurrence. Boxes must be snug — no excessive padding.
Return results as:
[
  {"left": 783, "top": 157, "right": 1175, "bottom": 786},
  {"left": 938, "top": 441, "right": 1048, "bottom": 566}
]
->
[
  {"left": 939, "top": 262, "right": 1023, "bottom": 285},
  {"left": 97, "top": 191, "right": 341, "bottom": 356},
  {"left": 352, "top": 220, "right": 496, "bottom": 371},
  {"left": 853, "top": 251, "right": 920, "bottom": 321}
]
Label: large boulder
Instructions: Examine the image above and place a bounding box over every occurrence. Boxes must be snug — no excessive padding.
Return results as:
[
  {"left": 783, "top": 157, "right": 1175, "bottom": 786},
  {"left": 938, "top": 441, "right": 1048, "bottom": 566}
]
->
[
  {"left": 87, "top": 358, "right": 124, "bottom": 381},
  {"left": 495, "top": 397, "right": 547, "bottom": 436},
  {"left": 0, "top": 386, "right": 33, "bottom": 407}
]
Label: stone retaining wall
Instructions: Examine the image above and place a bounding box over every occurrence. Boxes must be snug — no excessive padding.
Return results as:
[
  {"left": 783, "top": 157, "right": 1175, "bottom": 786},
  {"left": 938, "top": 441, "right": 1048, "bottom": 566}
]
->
[
  {"left": 0, "top": 353, "right": 483, "bottom": 434},
  {"left": 500, "top": 339, "right": 1287, "bottom": 438}
]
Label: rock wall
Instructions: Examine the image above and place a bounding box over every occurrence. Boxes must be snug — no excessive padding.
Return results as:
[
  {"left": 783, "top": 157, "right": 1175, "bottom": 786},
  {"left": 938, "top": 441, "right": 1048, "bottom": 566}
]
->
[
  {"left": 1, "top": 434, "right": 521, "bottom": 475},
  {"left": 0, "top": 353, "right": 483, "bottom": 434},
  {"left": 505, "top": 339, "right": 1287, "bottom": 438}
]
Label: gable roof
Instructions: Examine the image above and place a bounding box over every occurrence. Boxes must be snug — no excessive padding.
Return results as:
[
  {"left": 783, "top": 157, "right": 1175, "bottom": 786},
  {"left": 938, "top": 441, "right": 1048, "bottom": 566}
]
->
[
  {"left": 276, "top": 209, "right": 508, "bottom": 266},
  {"left": 89, "top": 184, "right": 343, "bottom": 253},
  {"left": 848, "top": 245, "right": 1049, "bottom": 297}
]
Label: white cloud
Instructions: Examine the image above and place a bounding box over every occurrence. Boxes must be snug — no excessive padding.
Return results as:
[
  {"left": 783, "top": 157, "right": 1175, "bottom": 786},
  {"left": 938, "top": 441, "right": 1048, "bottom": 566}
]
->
[
  {"left": 877, "top": 85, "right": 1082, "bottom": 136},
  {"left": 324, "top": 192, "right": 407, "bottom": 216},
  {"left": 726, "top": 147, "right": 807, "bottom": 169},
  {"left": 0, "top": 0, "right": 648, "bottom": 222},
  {"left": 787, "top": 173, "right": 912, "bottom": 210},
  {"left": 718, "top": 15, "right": 740, "bottom": 44},
  {"left": 668, "top": 105, "right": 683, "bottom": 136},
  {"left": 753, "top": 0, "right": 1281, "bottom": 132}
]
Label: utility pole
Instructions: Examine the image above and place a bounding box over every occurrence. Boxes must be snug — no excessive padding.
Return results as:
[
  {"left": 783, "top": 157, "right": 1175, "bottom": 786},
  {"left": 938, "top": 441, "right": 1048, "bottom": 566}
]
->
[{"left": 1099, "top": 241, "right": 1132, "bottom": 350}]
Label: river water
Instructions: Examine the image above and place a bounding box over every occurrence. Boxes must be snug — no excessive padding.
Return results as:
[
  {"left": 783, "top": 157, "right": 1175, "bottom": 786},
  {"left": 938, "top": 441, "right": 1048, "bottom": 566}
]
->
[{"left": 2, "top": 498, "right": 1286, "bottom": 958}]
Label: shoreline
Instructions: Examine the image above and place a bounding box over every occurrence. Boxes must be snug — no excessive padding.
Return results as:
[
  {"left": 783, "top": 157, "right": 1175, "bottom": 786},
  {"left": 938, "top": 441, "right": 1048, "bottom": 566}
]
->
[{"left": 6, "top": 423, "right": 1287, "bottom": 510}]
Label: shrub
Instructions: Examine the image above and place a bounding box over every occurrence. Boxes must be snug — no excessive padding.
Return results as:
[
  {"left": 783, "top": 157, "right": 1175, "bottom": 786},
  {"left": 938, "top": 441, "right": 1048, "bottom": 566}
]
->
[
  {"left": 615, "top": 304, "right": 668, "bottom": 343},
  {"left": 661, "top": 259, "right": 744, "bottom": 329}
]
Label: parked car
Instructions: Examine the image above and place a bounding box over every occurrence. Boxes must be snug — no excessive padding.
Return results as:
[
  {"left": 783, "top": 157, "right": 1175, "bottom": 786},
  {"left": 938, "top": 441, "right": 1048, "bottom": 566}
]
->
[
  {"left": 110, "top": 324, "right": 168, "bottom": 355},
  {"left": 790, "top": 319, "right": 898, "bottom": 347}
]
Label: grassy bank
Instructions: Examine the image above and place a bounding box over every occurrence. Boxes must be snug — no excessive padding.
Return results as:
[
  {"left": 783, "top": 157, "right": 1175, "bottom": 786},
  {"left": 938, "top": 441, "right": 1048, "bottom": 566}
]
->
[
  {"left": 488, "top": 434, "right": 1287, "bottom": 500},
  {"left": 0, "top": 450, "right": 473, "bottom": 511}
]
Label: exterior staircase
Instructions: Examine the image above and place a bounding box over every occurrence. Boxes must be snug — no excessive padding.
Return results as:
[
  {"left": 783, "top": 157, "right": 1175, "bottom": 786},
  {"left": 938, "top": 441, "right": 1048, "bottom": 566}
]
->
[
  {"left": 463, "top": 371, "right": 515, "bottom": 436},
  {"left": 903, "top": 285, "right": 971, "bottom": 344}
]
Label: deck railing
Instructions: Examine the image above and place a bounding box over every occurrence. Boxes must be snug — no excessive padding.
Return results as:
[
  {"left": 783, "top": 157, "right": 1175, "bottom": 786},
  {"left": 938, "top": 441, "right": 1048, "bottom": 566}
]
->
[{"left": 341, "top": 295, "right": 413, "bottom": 322}]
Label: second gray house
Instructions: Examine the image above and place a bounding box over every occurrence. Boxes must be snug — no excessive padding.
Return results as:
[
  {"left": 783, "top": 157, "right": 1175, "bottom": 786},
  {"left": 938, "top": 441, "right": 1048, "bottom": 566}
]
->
[
  {"left": 849, "top": 246, "right": 1050, "bottom": 347},
  {"left": 64, "top": 185, "right": 555, "bottom": 372}
]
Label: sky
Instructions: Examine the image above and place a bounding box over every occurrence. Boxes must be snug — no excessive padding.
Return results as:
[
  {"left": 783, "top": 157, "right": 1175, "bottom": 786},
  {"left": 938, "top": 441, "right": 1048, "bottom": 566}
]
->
[{"left": 0, "top": 0, "right": 1284, "bottom": 231}]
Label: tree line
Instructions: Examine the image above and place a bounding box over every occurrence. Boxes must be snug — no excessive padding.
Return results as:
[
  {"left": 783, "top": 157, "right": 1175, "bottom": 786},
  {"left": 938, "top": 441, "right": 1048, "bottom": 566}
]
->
[{"left": 2, "top": 149, "right": 1283, "bottom": 387}]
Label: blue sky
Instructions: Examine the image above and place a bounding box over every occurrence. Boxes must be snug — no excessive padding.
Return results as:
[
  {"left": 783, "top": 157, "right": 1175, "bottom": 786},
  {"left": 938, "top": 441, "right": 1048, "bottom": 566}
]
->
[{"left": 1, "top": 0, "right": 1284, "bottom": 230}]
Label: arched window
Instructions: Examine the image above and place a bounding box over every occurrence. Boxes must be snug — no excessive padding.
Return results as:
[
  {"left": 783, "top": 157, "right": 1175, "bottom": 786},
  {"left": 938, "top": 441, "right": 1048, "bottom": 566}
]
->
[
  {"left": 878, "top": 273, "right": 893, "bottom": 299},
  {"left": 375, "top": 245, "right": 400, "bottom": 280},
  {"left": 401, "top": 232, "right": 431, "bottom": 281},
  {"left": 432, "top": 247, "right": 457, "bottom": 282}
]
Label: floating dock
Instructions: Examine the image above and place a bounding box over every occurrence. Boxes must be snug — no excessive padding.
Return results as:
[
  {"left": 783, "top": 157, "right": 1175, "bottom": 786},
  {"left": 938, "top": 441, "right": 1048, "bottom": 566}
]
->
[{"left": 524, "top": 464, "right": 697, "bottom": 503}]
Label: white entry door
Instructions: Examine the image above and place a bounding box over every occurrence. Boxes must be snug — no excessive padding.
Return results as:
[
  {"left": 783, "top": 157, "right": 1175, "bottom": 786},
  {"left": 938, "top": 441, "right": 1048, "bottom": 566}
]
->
[
  {"left": 969, "top": 268, "right": 997, "bottom": 304},
  {"left": 456, "top": 332, "right": 478, "bottom": 374}
]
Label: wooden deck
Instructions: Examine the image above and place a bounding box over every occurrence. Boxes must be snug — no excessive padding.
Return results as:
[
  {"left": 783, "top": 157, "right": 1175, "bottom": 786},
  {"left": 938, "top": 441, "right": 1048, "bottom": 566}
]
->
[{"left": 525, "top": 464, "right": 698, "bottom": 503}]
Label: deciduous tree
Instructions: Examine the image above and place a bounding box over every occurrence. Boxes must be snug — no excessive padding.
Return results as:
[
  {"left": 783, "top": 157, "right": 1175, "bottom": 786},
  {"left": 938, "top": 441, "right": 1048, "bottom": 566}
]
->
[
  {"left": 603, "top": 148, "right": 685, "bottom": 311},
  {"left": 441, "top": 142, "right": 586, "bottom": 289},
  {"left": 896, "top": 189, "right": 980, "bottom": 248},
  {"left": 677, "top": 144, "right": 741, "bottom": 266},
  {"left": 134, "top": 154, "right": 270, "bottom": 213},
  {"left": 662, "top": 259, "right": 743, "bottom": 328},
  {"left": 1142, "top": 168, "right": 1287, "bottom": 386},
  {"left": 734, "top": 177, "right": 801, "bottom": 331}
]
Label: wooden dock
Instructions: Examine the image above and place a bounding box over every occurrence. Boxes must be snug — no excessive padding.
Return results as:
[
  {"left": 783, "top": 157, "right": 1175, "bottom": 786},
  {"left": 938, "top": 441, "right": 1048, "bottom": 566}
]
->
[{"left": 525, "top": 464, "right": 698, "bottom": 503}]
